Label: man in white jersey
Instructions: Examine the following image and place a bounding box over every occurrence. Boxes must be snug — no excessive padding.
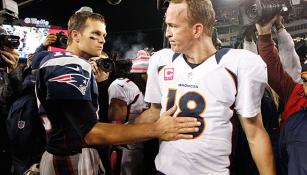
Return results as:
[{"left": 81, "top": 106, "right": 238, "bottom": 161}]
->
[
  {"left": 108, "top": 52, "right": 150, "bottom": 175},
  {"left": 138, "top": 0, "right": 276, "bottom": 174}
]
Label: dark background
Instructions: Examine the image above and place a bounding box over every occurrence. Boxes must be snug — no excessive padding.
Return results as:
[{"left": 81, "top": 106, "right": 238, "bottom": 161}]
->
[{"left": 14, "top": 0, "right": 234, "bottom": 58}]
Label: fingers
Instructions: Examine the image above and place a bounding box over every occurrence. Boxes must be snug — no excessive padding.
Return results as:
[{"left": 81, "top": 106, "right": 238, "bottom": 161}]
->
[
  {"left": 1, "top": 54, "right": 14, "bottom": 65},
  {"left": 164, "top": 105, "right": 177, "bottom": 116},
  {"left": 0, "top": 50, "right": 19, "bottom": 65},
  {"left": 175, "top": 134, "right": 194, "bottom": 139},
  {"left": 178, "top": 127, "right": 199, "bottom": 134},
  {"left": 174, "top": 116, "right": 198, "bottom": 123},
  {"left": 176, "top": 120, "right": 201, "bottom": 129},
  {"left": 90, "top": 61, "right": 99, "bottom": 74},
  {"left": 44, "top": 34, "right": 57, "bottom": 46}
]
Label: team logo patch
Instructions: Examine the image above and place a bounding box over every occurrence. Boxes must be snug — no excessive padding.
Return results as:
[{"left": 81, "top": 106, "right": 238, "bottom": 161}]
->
[
  {"left": 49, "top": 73, "right": 90, "bottom": 95},
  {"left": 164, "top": 68, "right": 174, "bottom": 80},
  {"left": 18, "top": 120, "right": 25, "bottom": 129}
]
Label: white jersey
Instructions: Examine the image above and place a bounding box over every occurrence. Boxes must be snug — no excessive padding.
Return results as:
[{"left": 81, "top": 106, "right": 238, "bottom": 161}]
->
[
  {"left": 145, "top": 48, "right": 267, "bottom": 175},
  {"left": 108, "top": 78, "right": 146, "bottom": 123}
]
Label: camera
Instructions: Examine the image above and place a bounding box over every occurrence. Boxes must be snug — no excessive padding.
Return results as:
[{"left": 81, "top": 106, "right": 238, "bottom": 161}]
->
[
  {"left": 239, "top": 0, "right": 307, "bottom": 26},
  {"left": 0, "top": 34, "right": 20, "bottom": 68},
  {"left": 95, "top": 58, "right": 115, "bottom": 72},
  {"left": 239, "top": 0, "right": 293, "bottom": 26},
  {"left": 50, "top": 31, "right": 67, "bottom": 49}
]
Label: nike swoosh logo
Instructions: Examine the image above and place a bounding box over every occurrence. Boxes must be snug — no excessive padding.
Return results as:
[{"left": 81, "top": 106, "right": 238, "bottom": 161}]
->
[
  {"left": 117, "top": 84, "right": 124, "bottom": 88},
  {"left": 65, "top": 66, "right": 80, "bottom": 72}
]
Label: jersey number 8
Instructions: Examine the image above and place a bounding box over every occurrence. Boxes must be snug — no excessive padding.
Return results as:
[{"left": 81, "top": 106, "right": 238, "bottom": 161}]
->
[{"left": 166, "top": 89, "right": 206, "bottom": 137}]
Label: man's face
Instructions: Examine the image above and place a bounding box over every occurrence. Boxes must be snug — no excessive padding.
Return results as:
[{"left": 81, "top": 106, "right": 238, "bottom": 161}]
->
[
  {"left": 78, "top": 19, "right": 107, "bottom": 58},
  {"left": 165, "top": 3, "right": 194, "bottom": 53}
]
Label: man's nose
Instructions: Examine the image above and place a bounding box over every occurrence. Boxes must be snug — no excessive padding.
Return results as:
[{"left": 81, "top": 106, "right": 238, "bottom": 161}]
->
[
  {"left": 98, "top": 37, "right": 105, "bottom": 44},
  {"left": 165, "top": 26, "right": 172, "bottom": 38}
]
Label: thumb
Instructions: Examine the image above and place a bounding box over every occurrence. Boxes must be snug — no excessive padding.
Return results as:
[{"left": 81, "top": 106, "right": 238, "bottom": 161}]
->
[{"left": 165, "top": 105, "right": 177, "bottom": 116}]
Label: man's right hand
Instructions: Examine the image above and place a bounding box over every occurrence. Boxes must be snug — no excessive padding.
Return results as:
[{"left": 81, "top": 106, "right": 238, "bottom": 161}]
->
[
  {"left": 43, "top": 34, "right": 57, "bottom": 47},
  {"left": 255, "top": 16, "right": 277, "bottom": 35},
  {"left": 154, "top": 105, "right": 201, "bottom": 140},
  {"left": 89, "top": 57, "right": 109, "bottom": 82}
]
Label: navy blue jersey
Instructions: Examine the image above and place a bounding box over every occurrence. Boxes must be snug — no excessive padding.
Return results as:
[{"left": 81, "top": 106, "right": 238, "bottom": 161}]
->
[{"left": 36, "top": 52, "right": 99, "bottom": 156}]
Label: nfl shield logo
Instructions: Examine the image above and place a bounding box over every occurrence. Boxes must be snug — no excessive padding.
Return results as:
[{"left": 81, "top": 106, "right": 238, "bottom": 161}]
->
[{"left": 18, "top": 120, "right": 25, "bottom": 129}]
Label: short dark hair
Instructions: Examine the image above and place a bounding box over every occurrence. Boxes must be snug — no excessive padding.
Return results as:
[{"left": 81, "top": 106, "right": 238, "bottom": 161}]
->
[
  {"left": 67, "top": 11, "right": 105, "bottom": 44},
  {"left": 169, "top": 0, "right": 215, "bottom": 36}
]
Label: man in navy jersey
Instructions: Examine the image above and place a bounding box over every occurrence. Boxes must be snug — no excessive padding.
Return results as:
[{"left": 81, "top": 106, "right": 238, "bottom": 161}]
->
[{"left": 36, "top": 11, "right": 200, "bottom": 175}]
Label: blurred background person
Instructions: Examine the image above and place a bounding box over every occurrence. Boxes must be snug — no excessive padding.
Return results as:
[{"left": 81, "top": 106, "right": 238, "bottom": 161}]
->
[{"left": 0, "top": 26, "right": 23, "bottom": 175}]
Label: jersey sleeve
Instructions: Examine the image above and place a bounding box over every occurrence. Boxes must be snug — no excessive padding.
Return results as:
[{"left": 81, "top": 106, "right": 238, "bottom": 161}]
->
[
  {"left": 234, "top": 50, "right": 268, "bottom": 118},
  {"left": 144, "top": 50, "right": 166, "bottom": 104},
  {"left": 46, "top": 99, "right": 98, "bottom": 138},
  {"left": 108, "top": 80, "right": 130, "bottom": 105},
  {"left": 39, "top": 55, "right": 93, "bottom": 101}
]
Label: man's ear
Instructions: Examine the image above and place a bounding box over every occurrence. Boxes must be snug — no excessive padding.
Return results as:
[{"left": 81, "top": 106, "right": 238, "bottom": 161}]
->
[
  {"left": 193, "top": 23, "right": 204, "bottom": 39},
  {"left": 71, "top": 30, "right": 80, "bottom": 43}
]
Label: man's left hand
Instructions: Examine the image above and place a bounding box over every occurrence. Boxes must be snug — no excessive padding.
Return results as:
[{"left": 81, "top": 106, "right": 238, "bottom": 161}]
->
[{"left": 0, "top": 48, "right": 19, "bottom": 73}]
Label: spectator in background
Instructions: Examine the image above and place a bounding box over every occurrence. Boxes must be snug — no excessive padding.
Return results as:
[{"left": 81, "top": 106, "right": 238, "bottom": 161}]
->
[
  {"left": 88, "top": 51, "right": 111, "bottom": 174},
  {"left": 256, "top": 15, "right": 307, "bottom": 175},
  {"left": 5, "top": 31, "right": 59, "bottom": 175},
  {"left": 243, "top": 16, "right": 301, "bottom": 83},
  {"left": 0, "top": 26, "right": 23, "bottom": 175},
  {"left": 6, "top": 51, "right": 46, "bottom": 175}
]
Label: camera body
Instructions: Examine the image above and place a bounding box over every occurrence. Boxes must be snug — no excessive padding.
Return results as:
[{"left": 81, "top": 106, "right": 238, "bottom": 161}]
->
[
  {"left": 239, "top": 0, "right": 293, "bottom": 26},
  {"left": 50, "top": 31, "right": 67, "bottom": 49},
  {"left": 95, "top": 58, "right": 115, "bottom": 72},
  {"left": 239, "top": 0, "right": 307, "bottom": 26},
  {"left": 0, "top": 34, "right": 20, "bottom": 68}
]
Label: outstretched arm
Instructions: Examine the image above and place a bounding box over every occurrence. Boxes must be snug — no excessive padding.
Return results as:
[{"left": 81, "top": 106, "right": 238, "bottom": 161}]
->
[
  {"left": 256, "top": 17, "right": 296, "bottom": 104},
  {"left": 135, "top": 103, "right": 162, "bottom": 124},
  {"left": 276, "top": 16, "right": 301, "bottom": 83},
  {"left": 85, "top": 105, "right": 200, "bottom": 145}
]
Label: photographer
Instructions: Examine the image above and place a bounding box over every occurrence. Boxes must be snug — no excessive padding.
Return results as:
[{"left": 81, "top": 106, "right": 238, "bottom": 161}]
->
[
  {"left": 256, "top": 15, "right": 307, "bottom": 175},
  {"left": 88, "top": 51, "right": 111, "bottom": 121},
  {"left": 0, "top": 26, "right": 23, "bottom": 175},
  {"left": 89, "top": 52, "right": 112, "bottom": 174}
]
